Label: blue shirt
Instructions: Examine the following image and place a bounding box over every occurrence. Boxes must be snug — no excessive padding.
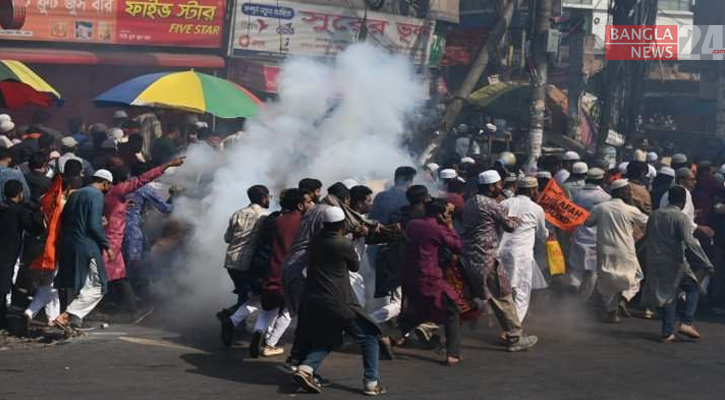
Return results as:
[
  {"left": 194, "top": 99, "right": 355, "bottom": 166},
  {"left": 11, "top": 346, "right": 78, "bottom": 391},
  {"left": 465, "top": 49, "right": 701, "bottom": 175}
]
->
[{"left": 0, "top": 165, "right": 31, "bottom": 205}]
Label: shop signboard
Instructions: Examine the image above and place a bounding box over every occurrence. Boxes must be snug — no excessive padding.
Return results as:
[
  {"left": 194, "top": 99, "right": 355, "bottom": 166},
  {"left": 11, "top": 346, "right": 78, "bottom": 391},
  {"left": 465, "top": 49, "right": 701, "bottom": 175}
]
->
[
  {"left": 0, "top": 0, "right": 225, "bottom": 47},
  {"left": 229, "top": 0, "right": 435, "bottom": 65}
]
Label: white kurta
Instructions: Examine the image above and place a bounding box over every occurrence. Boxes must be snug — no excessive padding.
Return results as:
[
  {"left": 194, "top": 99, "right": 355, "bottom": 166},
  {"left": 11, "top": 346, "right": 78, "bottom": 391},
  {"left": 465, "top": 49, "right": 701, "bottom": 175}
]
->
[
  {"left": 568, "top": 184, "right": 611, "bottom": 286},
  {"left": 554, "top": 168, "right": 570, "bottom": 185},
  {"left": 499, "top": 195, "right": 549, "bottom": 320},
  {"left": 586, "top": 198, "right": 648, "bottom": 298},
  {"left": 659, "top": 186, "right": 697, "bottom": 230}
]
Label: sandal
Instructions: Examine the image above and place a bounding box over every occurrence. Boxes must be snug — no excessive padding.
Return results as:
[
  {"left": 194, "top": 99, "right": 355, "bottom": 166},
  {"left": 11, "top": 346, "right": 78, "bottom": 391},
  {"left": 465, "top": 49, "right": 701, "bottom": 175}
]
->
[
  {"left": 363, "top": 383, "right": 388, "bottom": 396},
  {"left": 444, "top": 357, "right": 462, "bottom": 367},
  {"left": 53, "top": 318, "right": 75, "bottom": 336}
]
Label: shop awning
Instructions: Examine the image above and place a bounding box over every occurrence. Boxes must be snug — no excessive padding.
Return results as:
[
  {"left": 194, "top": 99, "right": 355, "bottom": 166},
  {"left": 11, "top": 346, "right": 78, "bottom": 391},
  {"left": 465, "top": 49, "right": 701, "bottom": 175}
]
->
[{"left": 0, "top": 47, "right": 225, "bottom": 68}]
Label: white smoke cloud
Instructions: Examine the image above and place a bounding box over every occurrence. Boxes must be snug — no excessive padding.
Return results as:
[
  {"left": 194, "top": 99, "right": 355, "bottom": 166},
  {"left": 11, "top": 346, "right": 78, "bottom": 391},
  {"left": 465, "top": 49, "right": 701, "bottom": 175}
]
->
[{"left": 159, "top": 43, "right": 426, "bottom": 319}]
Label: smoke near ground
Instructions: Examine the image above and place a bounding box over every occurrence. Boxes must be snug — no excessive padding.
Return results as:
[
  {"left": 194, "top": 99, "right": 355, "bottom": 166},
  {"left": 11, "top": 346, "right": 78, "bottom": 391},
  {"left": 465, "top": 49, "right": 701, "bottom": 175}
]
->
[{"left": 155, "top": 44, "right": 426, "bottom": 322}]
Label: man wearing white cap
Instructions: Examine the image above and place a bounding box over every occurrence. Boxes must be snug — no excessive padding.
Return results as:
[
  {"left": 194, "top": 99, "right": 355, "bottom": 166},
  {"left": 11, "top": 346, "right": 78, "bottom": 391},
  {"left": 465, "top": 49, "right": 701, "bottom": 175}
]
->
[
  {"left": 293, "top": 206, "right": 386, "bottom": 396},
  {"left": 660, "top": 168, "right": 703, "bottom": 233},
  {"left": 585, "top": 179, "right": 648, "bottom": 323},
  {"left": 645, "top": 152, "right": 658, "bottom": 187},
  {"left": 502, "top": 173, "right": 517, "bottom": 199},
  {"left": 563, "top": 161, "right": 588, "bottom": 199},
  {"left": 0, "top": 147, "right": 30, "bottom": 205},
  {"left": 57, "top": 136, "right": 95, "bottom": 179},
  {"left": 652, "top": 166, "right": 675, "bottom": 209},
  {"left": 554, "top": 151, "right": 580, "bottom": 184},
  {"left": 53, "top": 169, "right": 115, "bottom": 333},
  {"left": 461, "top": 170, "right": 538, "bottom": 351},
  {"left": 112, "top": 110, "right": 129, "bottom": 129},
  {"left": 671, "top": 153, "right": 689, "bottom": 170},
  {"left": 0, "top": 119, "right": 15, "bottom": 148},
  {"left": 569, "top": 168, "right": 611, "bottom": 297},
  {"left": 498, "top": 176, "right": 549, "bottom": 321}
]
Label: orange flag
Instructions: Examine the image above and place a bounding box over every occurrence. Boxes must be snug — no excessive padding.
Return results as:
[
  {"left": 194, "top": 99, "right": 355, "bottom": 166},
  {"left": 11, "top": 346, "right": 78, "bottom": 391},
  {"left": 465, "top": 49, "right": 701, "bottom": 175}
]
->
[
  {"left": 537, "top": 179, "right": 590, "bottom": 231},
  {"left": 30, "top": 175, "right": 63, "bottom": 271}
]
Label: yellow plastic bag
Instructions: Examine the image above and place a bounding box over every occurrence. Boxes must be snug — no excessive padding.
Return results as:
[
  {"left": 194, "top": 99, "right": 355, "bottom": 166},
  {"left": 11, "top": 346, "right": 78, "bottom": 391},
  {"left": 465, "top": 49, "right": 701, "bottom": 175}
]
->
[{"left": 546, "top": 239, "right": 566, "bottom": 276}]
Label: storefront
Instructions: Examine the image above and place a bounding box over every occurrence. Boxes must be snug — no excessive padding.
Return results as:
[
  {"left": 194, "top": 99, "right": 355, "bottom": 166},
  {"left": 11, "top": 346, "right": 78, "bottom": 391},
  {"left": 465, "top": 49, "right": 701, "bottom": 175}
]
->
[{"left": 0, "top": 0, "right": 227, "bottom": 126}]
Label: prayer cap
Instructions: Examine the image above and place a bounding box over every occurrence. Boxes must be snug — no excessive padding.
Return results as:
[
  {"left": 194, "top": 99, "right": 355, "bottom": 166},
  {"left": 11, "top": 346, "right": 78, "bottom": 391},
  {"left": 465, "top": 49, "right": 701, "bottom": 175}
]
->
[
  {"left": 426, "top": 163, "right": 440, "bottom": 172},
  {"left": 632, "top": 149, "right": 646, "bottom": 162},
  {"left": 93, "top": 169, "right": 114, "bottom": 183},
  {"left": 618, "top": 162, "right": 629, "bottom": 174},
  {"left": 676, "top": 167, "right": 693, "bottom": 179},
  {"left": 611, "top": 179, "right": 629, "bottom": 191},
  {"left": 460, "top": 157, "right": 475, "bottom": 165},
  {"left": 479, "top": 170, "right": 501, "bottom": 185},
  {"left": 518, "top": 176, "right": 538, "bottom": 189},
  {"left": 0, "top": 114, "right": 11, "bottom": 123},
  {"left": 342, "top": 179, "right": 359, "bottom": 190},
  {"left": 536, "top": 171, "right": 552, "bottom": 179},
  {"left": 672, "top": 153, "right": 688, "bottom": 164},
  {"left": 113, "top": 110, "right": 129, "bottom": 119},
  {"left": 439, "top": 169, "right": 458, "bottom": 179},
  {"left": 587, "top": 168, "right": 605, "bottom": 180},
  {"left": 562, "top": 151, "right": 580, "bottom": 161},
  {"left": 0, "top": 120, "right": 14, "bottom": 133},
  {"left": 61, "top": 136, "right": 78, "bottom": 148},
  {"left": 647, "top": 152, "right": 658, "bottom": 162},
  {"left": 658, "top": 166, "right": 675, "bottom": 178},
  {"left": 323, "top": 206, "right": 345, "bottom": 223},
  {"left": 485, "top": 123, "right": 497, "bottom": 132},
  {"left": 572, "top": 161, "right": 589, "bottom": 175}
]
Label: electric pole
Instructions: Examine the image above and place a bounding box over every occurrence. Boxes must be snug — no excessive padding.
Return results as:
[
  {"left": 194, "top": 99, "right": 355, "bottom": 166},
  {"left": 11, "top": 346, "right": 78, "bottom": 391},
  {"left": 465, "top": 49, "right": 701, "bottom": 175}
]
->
[{"left": 526, "top": 0, "right": 553, "bottom": 167}]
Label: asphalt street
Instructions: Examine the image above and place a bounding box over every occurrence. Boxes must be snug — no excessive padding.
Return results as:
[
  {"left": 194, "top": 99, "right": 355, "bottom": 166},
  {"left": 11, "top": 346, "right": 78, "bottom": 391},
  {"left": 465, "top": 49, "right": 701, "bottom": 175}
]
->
[{"left": 2, "top": 297, "right": 725, "bottom": 400}]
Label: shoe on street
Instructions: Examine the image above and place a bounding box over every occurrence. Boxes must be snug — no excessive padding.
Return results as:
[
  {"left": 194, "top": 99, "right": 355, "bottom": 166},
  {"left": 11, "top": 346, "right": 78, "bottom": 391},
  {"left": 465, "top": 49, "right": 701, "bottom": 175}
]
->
[
  {"left": 363, "top": 383, "right": 388, "bottom": 396},
  {"left": 216, "top": 310, "right": 234, "bottom": 347},
  {"left": 261, "top": 345, "right": 284, "bottom": 357},
  {"left": 678, "top": 323, "right": 701, "bottom": 339},
  {"left": 507, "top": 335, "right": 538, "bottom": 352},
  {"left": 293, "top": 369, "right": 321, "bottom": 394}
]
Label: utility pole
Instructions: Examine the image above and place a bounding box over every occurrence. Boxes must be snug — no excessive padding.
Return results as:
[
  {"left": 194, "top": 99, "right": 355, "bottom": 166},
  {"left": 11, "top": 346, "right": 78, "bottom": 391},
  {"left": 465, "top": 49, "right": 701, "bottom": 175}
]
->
[
  {"left": 567, "top": 32, "right": 585, "bottom": 142},
  {"left": 526, "top": 0, "right": 553, "bottom": 167},
  {"left": 424, "top": 0, "right": 523, "bottom": 162}
]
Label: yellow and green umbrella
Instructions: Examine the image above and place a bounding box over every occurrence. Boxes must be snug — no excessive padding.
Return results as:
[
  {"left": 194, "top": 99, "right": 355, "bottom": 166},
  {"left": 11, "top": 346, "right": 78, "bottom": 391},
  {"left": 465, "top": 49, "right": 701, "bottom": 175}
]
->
[
  {"left": 94, "top": 70, "right": 262, "bottom": 119},
  {"left": 0, "top": 60, "right": 62, "bottom": 109}
]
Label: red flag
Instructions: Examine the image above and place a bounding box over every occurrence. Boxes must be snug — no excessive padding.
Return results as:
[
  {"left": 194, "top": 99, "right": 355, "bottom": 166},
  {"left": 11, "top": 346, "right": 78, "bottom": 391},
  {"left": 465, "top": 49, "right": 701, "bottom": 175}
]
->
[
  {"left": 30, "top": 175, "right": 63, "bottom": 271},
  {"left": 537, "top": 179, "right": 590, "bottom": 231}
]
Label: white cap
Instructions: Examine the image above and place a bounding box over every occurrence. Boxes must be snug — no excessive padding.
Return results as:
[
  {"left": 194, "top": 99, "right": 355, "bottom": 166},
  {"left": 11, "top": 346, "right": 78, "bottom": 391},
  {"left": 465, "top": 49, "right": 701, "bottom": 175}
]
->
[
  {"left": 342, "top": 179, "right": 358, "bottom": 190},
  {"left": 647, "top": 152, "right": 658, "bottom": 162},
  {"left": 587, "top": 168, "right": 605, "bottom": 180},
  {"left": 672, "top": 153, "right": 688, "bottom": 164},
  {"left": 0, "top": 120, "right": 14, "bottom": 133},
  {"left": 618, "top": 162, "right": 629, "bottom": 174},
  {"left": 439, "top": 168, "right": 458, "bottom": 179},
  {"left": 536, "top": 171, "right": 552, "bottom": 179},
  {"left": 0, "top": 114, "right": 11, "bottom": 123},
  {"left": 460, "top": 157, "right": 475, "bottom": 165},
  {"left": 517, "top": 176, "right": 538, "bottom": 188},
  {"left": 485, "top": 123, "right": 497, "bottom": 132},
  {"left": 658, "top": 166, "right": 675, "bottom": 178},
  {"left": 632, "top": 149, "right": 647, "bottom": 162},
  {"left": 61, "top": 136, "right": 78, "bottom": 148},
  {"left": 113, "top": 110, "right": 129, "bottom": 119},
  {"left": 611, "top": 179, "right": 629, "bottom": 190},
  {"left": 323, "top": 206, "right": 345, "bottom": 223},
  {"left": 425, "top": 163, "right": 440, "bottom": 172},
  {"left": 107, "top": 127, "right": 124, "bottom": 141},
  {"left": 58, "top": 153, "right": 82, "bottom": 173},
  {"left": 479, "top": 170, "right": 501, "bottom": 185},
  {"left": 572, "top": 161, "right": 589, "bottom": 175},
  {"left": 93, "top": 169, "right": 114, "bottom": 183},
  {"left": 676, "top": 167, "right": 693, "bottom": 180},
  {"left": 562, "top": 151, "right": 580, "bottom": 161}
]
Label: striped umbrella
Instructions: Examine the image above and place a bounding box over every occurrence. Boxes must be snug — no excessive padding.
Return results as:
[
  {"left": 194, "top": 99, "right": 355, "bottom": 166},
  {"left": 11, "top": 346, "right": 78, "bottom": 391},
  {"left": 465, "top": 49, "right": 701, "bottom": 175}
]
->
[
  {"left": 94, "top": 71, "right": 263, "bottom": 119},
  {"left": 0, "top": 60, "right": 62, "bottom": 109}
]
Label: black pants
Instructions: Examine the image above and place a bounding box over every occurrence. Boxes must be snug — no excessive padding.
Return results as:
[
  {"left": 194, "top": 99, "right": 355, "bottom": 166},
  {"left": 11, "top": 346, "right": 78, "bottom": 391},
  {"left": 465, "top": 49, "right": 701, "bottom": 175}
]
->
[
  {"left": 399, "top": 295, "right": 461, "bottom": 358},
  {"left": 110, "top": 278, "right": 138, "bottom": 314}
]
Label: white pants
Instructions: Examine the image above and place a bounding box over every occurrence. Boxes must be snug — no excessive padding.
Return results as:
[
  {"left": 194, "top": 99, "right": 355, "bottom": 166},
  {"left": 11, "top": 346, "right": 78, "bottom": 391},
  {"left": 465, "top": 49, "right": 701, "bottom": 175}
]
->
[
  {"left": 230, "top": 300, "right": 259, "bottom": 327},
  {"left": 66, "top": 259, "right": 104, "bottom": 320},
  {"left": 264, "top": 307, "right": 294, "bottom": 347},
  {"left": 369, "top": 287, "right": 402, "bottom": 324},
  {"left": 512, "top": 282, "right": 532, "bottom": 323}
]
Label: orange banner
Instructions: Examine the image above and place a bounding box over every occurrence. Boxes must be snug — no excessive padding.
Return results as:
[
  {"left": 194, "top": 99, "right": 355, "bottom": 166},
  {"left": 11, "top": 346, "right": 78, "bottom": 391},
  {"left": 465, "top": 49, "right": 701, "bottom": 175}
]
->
[{"left": 537, "top": 179, "right": 590, "bottom": 231}]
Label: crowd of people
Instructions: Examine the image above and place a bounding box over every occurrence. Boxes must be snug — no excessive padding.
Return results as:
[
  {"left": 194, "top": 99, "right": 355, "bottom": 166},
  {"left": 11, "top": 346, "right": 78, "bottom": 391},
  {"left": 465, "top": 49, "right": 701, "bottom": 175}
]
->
[{"left": 2, "top": 109, "right": 724, "bottom": 396}]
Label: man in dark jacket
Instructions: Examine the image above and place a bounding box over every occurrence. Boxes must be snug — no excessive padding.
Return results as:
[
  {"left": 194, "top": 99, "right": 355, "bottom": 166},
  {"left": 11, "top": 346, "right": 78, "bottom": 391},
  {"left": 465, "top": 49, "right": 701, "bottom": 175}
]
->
[
  {"left": 293, "top": 206, "right": 386, "bottom": 396},
  {"left": 0, "top": 180, "right": 44, "bottom": 328}
]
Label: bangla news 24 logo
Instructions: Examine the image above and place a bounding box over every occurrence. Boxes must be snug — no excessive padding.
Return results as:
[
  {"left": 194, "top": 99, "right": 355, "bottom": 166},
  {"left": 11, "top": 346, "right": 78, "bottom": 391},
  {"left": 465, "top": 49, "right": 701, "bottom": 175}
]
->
[{"left": 605, "top": 25, "right": 725, "bottom": 60}]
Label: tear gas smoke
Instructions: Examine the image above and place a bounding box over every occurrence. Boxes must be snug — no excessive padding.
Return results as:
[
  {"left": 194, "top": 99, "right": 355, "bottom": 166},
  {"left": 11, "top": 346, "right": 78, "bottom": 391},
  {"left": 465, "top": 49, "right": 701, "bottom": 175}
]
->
[{"left": 157, "top": 43, "right": 426, "bottom": 320}]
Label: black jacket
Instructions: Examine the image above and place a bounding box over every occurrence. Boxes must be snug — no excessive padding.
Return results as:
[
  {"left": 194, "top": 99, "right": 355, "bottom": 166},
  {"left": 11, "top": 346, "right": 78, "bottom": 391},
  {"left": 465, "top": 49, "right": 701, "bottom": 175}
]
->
[{"left": 0, "top": 201, "right": 44, "bottom": 294}]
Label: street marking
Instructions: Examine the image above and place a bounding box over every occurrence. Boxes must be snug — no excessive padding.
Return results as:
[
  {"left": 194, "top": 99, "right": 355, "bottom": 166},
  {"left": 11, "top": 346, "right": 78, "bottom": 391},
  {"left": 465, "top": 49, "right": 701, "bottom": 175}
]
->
[{"left": 118, "top": 336, "right": 208, "bottom": 354}]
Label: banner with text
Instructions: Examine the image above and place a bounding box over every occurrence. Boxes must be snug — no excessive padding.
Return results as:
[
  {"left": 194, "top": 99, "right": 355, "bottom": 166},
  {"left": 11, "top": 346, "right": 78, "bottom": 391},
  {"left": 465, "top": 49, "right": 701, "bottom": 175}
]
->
[
  {"left": 230, "top": 0, "right": 435, "bottom": 65},
  {"left": 537, "top": 179, "right": 590, "bottom": 231},
  {"left": 0, "top": 0, "right": 225, "bottom": 47}
]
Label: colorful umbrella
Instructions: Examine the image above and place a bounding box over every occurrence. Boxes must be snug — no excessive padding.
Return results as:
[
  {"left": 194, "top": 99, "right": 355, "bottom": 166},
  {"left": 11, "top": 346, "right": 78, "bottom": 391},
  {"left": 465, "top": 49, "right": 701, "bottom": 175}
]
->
[
  {"left": 0, "top": 60, "right": 62, "bottom": 109},
  {"left": 94, "top": 71, "right": 263, "bottom": 119}
]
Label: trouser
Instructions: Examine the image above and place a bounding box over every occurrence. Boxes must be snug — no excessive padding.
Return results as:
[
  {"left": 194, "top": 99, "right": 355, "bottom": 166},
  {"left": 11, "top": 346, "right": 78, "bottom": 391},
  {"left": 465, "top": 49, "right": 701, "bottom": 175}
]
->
[
  {"left": 512, "top": 282, "right": 532, "bottom": 323},
  {"left": 489, "top": 294, "right": 523, "bottom": 339},
  {"left": 26, "top": 284, "right": 60, "bottom": 321},
  {"left": 252, "top": 307, "right": 292, "bottom": 347},
  {"left": 369, "top": 287, "right": 402, "bottom": 324},
  {"left": 110, "top": 278, "right": 138, "bottom": 314},
  {"left": 602, "top": 293, "right": 621, "bottom": 313},
  {"left": 226, "top": 269, "right": 258, "bottom": 312},
  {"left": 399, "top": 295, "right": 461, "bottom": 358},
  {"left": 0, "top": 296, "right": 7, "bottom": 328},
  {"left": 299, "top": 315, "right": 381, "bottom": 385},
  {"left": 661, "top": 276, "right": 700, "bottom": 337},
  {"left": 66, "top": 259, "right": 104, "bottom": 320}
]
